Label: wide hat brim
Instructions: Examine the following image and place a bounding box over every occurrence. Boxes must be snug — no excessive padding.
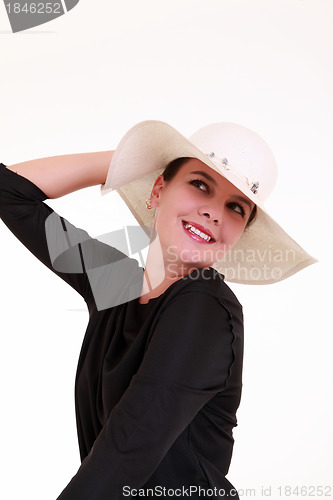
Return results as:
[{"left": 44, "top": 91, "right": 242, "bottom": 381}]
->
[{"left": 101, "top": 120, "right": 317, "bottom": 284}]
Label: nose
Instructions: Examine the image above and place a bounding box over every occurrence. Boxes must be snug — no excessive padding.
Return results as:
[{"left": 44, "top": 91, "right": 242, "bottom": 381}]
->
[{"left": 198, "top": 203, "right": 223, "bottom": 225}]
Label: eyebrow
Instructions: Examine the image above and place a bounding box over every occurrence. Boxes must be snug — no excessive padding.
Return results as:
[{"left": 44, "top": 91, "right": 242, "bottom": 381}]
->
[
  {"left": 232, "top": 195, "right": 254, "bottom": 211},
  {"left": 189, "top": 170, "right": 254, "bottom": 210},
  {"left": 190, "top": 170, "right": 217, "bottom": 186}
]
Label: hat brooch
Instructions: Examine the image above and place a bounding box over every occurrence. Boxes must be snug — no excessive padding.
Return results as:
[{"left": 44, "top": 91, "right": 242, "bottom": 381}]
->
[{"left": 207, "top": 152, "right": 260, "bottom": 195}]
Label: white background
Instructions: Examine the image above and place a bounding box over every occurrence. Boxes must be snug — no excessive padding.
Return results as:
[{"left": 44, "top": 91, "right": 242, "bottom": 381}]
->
[{"left": 0, "top": 1, "right": 332, "bottom": 499}]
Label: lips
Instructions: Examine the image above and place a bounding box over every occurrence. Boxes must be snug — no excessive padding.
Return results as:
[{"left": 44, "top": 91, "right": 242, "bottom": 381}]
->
[{"left": 182, "top": 220, "right": 216, "bottom": 244}]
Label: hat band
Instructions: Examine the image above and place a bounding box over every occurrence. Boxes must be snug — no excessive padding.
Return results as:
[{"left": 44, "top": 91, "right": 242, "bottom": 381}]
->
[{"left": 204, "top": 151, "right": 260, "bottom": 197}]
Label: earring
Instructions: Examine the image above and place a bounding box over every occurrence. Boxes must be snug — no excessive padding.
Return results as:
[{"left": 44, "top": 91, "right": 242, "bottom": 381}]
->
[{"left": 146, "top": 198, "right": 153, "bottom": 209}]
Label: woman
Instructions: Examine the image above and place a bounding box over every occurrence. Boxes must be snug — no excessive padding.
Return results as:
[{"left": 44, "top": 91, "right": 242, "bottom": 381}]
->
[{"left": 0, "top": 120, "right": 316, "bottom": 499}]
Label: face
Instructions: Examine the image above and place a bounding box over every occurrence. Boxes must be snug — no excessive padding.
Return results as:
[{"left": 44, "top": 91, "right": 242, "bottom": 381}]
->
[{"left": 149, "top": 158, "right": 255, "bottom": 276}]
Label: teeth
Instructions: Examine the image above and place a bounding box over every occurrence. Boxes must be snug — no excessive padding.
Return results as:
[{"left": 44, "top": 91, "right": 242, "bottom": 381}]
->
[{"left": 184, "top": 223, "right": 212, "bottom": 242}]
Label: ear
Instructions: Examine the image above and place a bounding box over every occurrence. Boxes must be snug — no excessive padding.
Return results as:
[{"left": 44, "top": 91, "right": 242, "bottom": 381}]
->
[{"left": 149, "top": 174, "right": 166, "bottom": 208}]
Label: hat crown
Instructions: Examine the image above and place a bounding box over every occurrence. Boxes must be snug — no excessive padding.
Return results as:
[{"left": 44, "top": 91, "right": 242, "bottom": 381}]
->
[{"left": 189, "top": 123, "right": 278, "bottom": 202}]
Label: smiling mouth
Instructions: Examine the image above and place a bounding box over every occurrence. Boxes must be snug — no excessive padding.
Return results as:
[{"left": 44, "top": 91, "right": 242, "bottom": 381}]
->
[{"left": 182, "top": 221, "right": 216, "bottom": 243}]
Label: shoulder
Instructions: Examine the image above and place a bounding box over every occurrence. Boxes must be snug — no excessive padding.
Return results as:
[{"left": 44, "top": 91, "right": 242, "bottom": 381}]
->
[
  {"left": 153, "top": 267, "right": 244, "bottom": 340},
  {"left": 147, "top": 268, "right": 244, "bottom": 385},
  {"left": 164, "top": 267, "right": 242, "bottom": 314}
]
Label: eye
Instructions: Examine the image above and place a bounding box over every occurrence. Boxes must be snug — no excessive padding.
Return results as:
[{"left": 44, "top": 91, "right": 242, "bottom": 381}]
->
[
  {"left": 189, "top": 179, "right": 210, "bottom": 193},
  {"left": 227, "top": 202, "right": 246, "bottom": 217}
]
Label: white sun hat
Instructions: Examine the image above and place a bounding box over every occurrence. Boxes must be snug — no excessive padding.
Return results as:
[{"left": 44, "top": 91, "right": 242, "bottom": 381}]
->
[{"left": 101, "top": 120, "right": 317, "bottom": 284}]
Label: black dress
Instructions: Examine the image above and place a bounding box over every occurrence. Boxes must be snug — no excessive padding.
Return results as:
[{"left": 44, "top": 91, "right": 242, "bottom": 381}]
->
[{"left": 0, "top": 163, "right": 244, "bottom": 499}]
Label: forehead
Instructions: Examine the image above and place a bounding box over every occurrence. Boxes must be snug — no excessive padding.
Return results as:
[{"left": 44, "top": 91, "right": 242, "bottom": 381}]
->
[
  {"left": 183, "top": 158, "right": 213, "bottom": 171},
  {"left": 176, "top": 158, "right": 224, "bottom": 185}
]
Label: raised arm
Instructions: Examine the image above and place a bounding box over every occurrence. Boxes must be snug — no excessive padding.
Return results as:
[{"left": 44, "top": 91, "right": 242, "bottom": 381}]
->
[
  {"left": 0, "top": 149, "right": 119, "bottom": 308},
  {"left": 6, "top": 151, "right": 114, "bottom": 199}
]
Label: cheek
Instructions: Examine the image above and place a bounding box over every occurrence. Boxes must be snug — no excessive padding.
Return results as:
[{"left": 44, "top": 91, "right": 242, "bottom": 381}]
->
[
  {"left": 154, "top": 201, "right": 179, "bottom": 234},
  {"left": 224, "top": 216, "right": 247, "bottom": 244}
]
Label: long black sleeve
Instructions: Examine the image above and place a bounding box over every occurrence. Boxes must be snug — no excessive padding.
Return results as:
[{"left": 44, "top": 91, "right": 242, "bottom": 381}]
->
[
  {"left": 0, "top": 163, "right": 92, "bottom": 300},
  {"left": 0, "top": 163, "right": 143, "bottom": 311}
]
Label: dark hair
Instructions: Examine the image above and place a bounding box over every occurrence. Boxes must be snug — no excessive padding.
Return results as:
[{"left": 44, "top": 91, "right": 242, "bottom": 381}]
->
[
  {"left": 162, "top": 157, "right": 257, "bottom": 229},
  {"left": 162, "top": 157, "right": 190, "bottom": 182}
]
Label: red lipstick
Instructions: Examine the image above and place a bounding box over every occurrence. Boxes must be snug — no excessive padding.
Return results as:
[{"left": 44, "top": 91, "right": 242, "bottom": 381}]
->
[{"left": 181, "top": 220, "right": 216, "bottom": 244}]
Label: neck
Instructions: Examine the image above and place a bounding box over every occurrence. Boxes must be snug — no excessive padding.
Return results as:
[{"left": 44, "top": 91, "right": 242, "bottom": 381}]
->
[{"left": 140, "top": 229, "right": 195, "bottom": 301}]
